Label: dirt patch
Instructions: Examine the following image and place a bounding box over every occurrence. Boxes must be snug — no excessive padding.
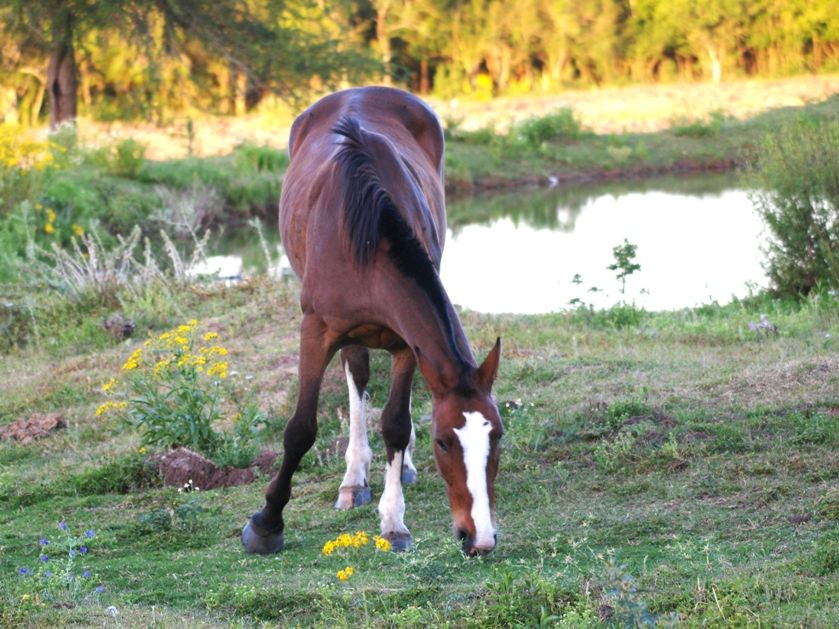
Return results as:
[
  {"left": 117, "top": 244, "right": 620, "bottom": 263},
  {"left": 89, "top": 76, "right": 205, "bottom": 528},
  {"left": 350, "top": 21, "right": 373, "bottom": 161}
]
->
[
  {"left": 0, "top": 413, "right": 66, "bottom": 443},
  {"left": 150, "top": 447, "right": 278, "bottom": 490}
]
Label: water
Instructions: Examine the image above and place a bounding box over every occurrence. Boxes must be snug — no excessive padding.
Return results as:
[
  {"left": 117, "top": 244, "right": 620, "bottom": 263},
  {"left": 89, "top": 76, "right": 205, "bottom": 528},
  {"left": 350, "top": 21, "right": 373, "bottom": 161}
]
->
[{"left": 211, "top": 173, "right": 768, "bottom": 314}]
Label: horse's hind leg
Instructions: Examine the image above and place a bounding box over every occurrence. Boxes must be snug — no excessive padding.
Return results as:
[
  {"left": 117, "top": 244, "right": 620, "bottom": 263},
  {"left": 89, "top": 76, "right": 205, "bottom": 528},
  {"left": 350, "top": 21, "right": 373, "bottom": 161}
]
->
[
  {"left": 242, "top": 314, "right": 336, "bottom": 554},
  {"left": 378, "top": 347, "right": 416, "bottom": 551},
  {"left": 335, "top": 346, "right": 373, "bottom": 509}
]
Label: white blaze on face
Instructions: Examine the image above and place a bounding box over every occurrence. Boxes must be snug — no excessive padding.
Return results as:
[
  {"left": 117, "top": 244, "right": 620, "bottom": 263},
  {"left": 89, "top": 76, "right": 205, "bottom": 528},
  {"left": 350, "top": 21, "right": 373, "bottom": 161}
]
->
[{"left": 453, "top": 411, "right": 496, "bottom": 546}]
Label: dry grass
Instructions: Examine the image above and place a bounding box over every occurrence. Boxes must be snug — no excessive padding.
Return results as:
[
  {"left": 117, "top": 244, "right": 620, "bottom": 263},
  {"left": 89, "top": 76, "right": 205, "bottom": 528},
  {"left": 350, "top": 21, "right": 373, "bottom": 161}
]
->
[{"left": 15, "top": 74, "right": 838, "bottom": 160}]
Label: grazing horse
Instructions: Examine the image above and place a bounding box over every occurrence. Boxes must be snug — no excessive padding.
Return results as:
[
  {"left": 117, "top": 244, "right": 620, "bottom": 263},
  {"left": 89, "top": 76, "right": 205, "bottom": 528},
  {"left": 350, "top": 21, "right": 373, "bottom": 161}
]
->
[{"left": 241, "top": 86, "right": 504, "bottom": 557}]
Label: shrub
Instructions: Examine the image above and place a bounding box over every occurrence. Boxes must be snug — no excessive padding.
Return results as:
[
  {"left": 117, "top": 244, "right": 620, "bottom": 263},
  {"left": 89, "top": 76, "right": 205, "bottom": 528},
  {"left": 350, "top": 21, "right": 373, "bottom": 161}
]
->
[
  {"left": 750, "top": 119, "right": 839, "bottom": 297},
  {"left": 515, "top": 109, "right": 584, "bottom": 146}
]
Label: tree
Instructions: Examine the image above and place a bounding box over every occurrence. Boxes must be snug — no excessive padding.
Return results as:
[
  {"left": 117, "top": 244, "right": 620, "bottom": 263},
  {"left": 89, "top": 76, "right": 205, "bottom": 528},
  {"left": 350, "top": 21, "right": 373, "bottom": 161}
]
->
[{"left": 2, "top": 0, "right": 372, "bottom": 127}]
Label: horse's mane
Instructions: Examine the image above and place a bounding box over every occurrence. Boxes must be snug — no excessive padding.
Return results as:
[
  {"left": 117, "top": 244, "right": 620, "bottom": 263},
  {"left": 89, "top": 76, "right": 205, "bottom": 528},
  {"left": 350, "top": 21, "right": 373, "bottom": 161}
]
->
[{"left": 332, "top": 116, "right": 470, "bottom": 374}]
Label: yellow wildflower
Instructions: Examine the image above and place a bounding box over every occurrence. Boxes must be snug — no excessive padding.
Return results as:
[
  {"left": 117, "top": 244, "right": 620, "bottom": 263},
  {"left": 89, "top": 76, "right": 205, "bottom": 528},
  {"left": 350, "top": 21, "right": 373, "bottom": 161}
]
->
[
  {"left": 159, "top": 332, "right": 171, "bottom": 340},
  {"left": 138, "top": 447, "right": 147, "bottom": 455},
  {"left": 206, "top": 361, "right": 229, "bottom": 379},
  {"left": 174, "top": 336, "right": 189, "bottom": 346},
  {"left": 154, "top": 359, "right": 171, "bottom": 377},
  {"left": 46, "top": 208, "right": 56, "bottom": 222},
  {"left": 177, "top": 325, "right": 192, "bottom": 333},
  {"left": 336, "top": 567, "right": 353, "bottom": 581},
  {"left": 95, "top": 400, "right": 127, "bottom": 416},
  {"left": 101, "top": 378, "right": 116, "bottom": 393},
  {"left": 43, "top": 222, "right": 54, "bottom": 234},
  {"left": 336, "top": 533, "right": 353, "bottom": 548},
  {"left": 374, "top": 536, "right": 391, "bottom": 552},
  {"left": 188, "top": 319, "right": 198, "bottom": 326},
  {"left": 322, "top": 540, "right": 336, "bottom": 556},
  {"left": 203, "top": 332, "right": 219, "bottom": 342},
  {"left": 71, "top": 224, "right": 84, "bottom": 237},
  {"left": 122, "top": 348, "right": 143, "bottom": 371}
]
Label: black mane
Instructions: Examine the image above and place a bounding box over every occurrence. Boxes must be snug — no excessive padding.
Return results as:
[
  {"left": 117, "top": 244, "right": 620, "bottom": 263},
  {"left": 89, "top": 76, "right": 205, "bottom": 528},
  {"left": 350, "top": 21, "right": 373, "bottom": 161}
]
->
[{"left": 332, "top": 116, "right": 470, "bottom": 373}]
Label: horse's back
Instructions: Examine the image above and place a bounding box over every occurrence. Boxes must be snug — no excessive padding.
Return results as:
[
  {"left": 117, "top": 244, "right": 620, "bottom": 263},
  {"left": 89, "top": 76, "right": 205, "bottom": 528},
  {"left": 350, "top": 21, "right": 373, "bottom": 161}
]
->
[{"left": 280, "top": 87, "right": 446, "bottom": 281}]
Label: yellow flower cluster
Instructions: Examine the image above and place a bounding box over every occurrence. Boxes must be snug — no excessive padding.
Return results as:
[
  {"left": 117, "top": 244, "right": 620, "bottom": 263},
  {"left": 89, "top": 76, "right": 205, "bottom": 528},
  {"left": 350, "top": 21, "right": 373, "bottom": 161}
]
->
[
  {"left": 336, "top": 566, "right": 354, "bottom": 581},
  {"left": 0, "top": 127, "right": 55, "bottom": 171},
  {"left": 122, "top": 348, "right": 143, "bottom": 371},
  {"left": 96, "top": 400, "right": 127, "bottom": 416},
  {"left": 137, "top": 320, "right": 229, "bottom": 380},
  {"left": 321, "top": 530, "right": 391, "bottom": 556}
]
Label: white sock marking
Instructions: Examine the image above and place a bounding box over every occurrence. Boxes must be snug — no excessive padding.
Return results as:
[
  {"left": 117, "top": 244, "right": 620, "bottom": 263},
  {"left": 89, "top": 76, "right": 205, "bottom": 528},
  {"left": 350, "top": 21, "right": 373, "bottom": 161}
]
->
[
  {"left": 340, "top": 362, "right": 372, "bottom": 489},
  {"left": 378, "top": 451, "right": 409, "bottom": 535},
  {"left": 454, "top": 411, "right": 496, "bottom": 546}
]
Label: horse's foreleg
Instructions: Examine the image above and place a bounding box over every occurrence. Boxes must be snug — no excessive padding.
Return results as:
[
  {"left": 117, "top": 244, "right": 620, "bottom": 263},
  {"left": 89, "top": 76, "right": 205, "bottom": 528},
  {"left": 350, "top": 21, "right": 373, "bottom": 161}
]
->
[
  {"left": 335, "top": 346, "right": 373, "bottom": 509},
  {"left": 401, "top": 421, "right": 418, "bottom": 485},
  {"left": 378, "top": 348, "right": 416, "bottom": 551},
  {"left": 242, "top": 314, "right": 336, "bottom": 554}
]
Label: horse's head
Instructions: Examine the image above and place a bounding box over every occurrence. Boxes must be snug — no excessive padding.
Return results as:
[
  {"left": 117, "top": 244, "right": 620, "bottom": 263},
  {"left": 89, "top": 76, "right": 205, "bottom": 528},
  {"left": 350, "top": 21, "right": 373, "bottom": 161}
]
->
[{"left": 418, "top": 339, "right": 503, "bottom": 556}]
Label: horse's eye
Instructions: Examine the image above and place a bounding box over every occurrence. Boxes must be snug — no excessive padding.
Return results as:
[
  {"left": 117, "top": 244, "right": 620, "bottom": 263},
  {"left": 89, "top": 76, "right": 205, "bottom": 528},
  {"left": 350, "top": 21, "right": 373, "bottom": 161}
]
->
[{"left": 435, "top": 439, "right": 448, "bottom": 453}]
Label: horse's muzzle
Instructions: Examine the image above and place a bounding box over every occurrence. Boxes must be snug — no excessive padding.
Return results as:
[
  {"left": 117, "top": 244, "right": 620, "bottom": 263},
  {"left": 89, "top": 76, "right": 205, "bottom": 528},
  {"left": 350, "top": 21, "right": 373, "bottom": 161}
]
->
[{"left": 459, "top": 528, "right": 497, "bottom": 556}]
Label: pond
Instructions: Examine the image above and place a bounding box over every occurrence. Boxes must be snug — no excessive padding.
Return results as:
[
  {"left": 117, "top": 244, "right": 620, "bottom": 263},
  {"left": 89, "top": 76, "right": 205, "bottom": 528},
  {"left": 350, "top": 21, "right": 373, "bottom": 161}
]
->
[{"left": 209, "top": 173, "right": 768, "bottom": 314}]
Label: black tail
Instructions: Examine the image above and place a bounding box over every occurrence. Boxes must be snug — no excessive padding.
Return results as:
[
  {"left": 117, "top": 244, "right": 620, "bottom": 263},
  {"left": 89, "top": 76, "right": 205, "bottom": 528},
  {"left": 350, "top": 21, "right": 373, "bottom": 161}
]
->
[{"left": 332, "top": 116, "right": 470, "bottom": 372}]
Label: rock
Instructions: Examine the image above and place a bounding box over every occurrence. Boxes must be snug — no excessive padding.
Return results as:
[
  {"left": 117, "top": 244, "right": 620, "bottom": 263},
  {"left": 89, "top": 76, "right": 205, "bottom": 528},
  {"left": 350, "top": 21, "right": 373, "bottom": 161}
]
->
[{"left": 0, "top": 413, "right": 66, "bottom": 443}]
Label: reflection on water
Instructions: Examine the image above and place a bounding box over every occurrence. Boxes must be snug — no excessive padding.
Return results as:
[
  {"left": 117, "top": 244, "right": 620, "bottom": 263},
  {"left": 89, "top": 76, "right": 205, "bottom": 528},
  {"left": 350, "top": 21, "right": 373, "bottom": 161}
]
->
[
  {"left": 213, "top": 173, "right": 768, "bottom": 314},
  {"left": 441, "top": 174, "right": 767, "bottom": 313}
]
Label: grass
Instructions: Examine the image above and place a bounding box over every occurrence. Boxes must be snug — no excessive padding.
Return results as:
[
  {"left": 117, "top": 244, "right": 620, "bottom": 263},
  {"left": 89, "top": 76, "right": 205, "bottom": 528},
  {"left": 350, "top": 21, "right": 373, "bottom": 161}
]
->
[
  {"left": 1, "top": 275, "right": 837, "bottom": 627},
  {"left": 443, "top": 92, "right": 839, "bottom": 192}
]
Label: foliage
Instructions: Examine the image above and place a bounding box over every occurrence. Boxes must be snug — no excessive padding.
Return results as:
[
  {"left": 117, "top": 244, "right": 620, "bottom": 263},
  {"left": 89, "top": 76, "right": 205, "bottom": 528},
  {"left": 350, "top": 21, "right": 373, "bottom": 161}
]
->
[
  {"left": 608, "top": 239, "right": 642, "bottom": 298},
  {"left": 750, "top": 118, "right": 839, "bottom": 297},
  {"left": 3, "top": 520, "right": 104, "bottom": 619},
  {"left": 99, "top": 319, "right": 267, "bottom": 467},
  {"left": 515, "top": 109, "right": 586, "bottom": 146},
  {"left": 672, "top": 111, "right": 726, "bottom": 137},
  {"left": 136, "top": 480, "right": 206, "bottom": 535}
]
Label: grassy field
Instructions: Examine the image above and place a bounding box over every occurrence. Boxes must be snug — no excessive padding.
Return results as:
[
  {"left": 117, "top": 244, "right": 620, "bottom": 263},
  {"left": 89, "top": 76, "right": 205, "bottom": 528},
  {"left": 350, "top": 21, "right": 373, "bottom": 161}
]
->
[
  {"left": 2, "top": 77, "right": 839, "bottom": 627},
  {"left": 1, "top": 274, "right": 837, "bottom": 627}
]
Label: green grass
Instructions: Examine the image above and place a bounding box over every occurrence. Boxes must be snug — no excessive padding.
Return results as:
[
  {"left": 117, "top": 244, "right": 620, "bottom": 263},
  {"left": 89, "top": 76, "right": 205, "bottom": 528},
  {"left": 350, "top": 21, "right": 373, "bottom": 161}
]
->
[
  {"left": 1, "top": 276, "right": 837, "bottom": 627},
  {"left": 444, "top": 93, "right": 839, "bottom": 192}
]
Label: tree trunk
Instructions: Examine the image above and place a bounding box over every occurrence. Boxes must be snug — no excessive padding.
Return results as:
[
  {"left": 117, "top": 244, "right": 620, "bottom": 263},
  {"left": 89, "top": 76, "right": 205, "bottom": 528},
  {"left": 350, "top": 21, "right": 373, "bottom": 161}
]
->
[
  {"left": 419, "top": 58, "right": 429, "bottom": 94},
  {"left": 47, "top": 11, "right": 77, "bottom": 128}
]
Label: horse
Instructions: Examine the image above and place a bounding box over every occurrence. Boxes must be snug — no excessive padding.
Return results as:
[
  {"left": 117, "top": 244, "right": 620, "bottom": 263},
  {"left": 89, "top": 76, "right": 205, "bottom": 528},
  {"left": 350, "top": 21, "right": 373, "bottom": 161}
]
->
[{"left": 241, "top": 86, "right": 504, "bottom": 557}]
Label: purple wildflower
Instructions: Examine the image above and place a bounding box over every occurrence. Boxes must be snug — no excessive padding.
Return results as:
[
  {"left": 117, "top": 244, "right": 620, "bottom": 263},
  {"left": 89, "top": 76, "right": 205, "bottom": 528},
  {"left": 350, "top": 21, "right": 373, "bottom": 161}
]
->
[
  {"left": 17, "top": 567, "right": 31, "bottom": 576},
  {"left": 45, "top": 570, "right": 53, "bottom": 577},
  {"left": 95, "top": 585, "right": 105, "bottom": 593},
  {"left": 83, "top": 570, "right": 91, "bottom": 578},
  {"left": 79, "top": 545, "right": 88, "bottom": 554},
  {"left": 39, "top": 537, "right": 49, "bottom": 546},
  {"left": 59, "top": 520, "right": 67, "bottom": 530},
  {"left": 66, "top": 574, "right": 73, "bottom": 582},
  {"left": 85, "top": 529, "right": 95, "bottom": 538},
  {"left": 40, "top": 554, "right": 48, "bottom": 563}
]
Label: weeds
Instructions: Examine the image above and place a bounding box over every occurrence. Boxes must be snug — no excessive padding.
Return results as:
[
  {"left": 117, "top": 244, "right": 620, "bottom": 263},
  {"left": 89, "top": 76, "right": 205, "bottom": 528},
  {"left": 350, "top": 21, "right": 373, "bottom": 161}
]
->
[{"left": 3, "top": 520, "right": 105, "bottom": 622}]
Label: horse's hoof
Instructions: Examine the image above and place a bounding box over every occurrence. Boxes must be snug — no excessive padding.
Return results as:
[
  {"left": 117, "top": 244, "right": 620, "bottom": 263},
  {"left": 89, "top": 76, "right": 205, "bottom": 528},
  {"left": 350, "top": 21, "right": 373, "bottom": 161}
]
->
[
  {"left": 241, "top": 520, "right": 284, "bottom": 555},
  {"left": 384, "top": 531, "right": 413, "bottom": 552},
  {"left": 401, "top": 466, "right": 417, "bottom": 485},
  {"left": 335, "top": 485, "right": 372, "bottom": 510}
]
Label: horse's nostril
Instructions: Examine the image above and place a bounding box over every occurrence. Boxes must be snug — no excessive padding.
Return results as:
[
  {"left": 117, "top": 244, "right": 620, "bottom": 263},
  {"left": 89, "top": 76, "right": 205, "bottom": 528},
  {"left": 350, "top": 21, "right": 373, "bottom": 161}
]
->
[{"left": 456, "top": 528, "right": 468, "bottom": 541}]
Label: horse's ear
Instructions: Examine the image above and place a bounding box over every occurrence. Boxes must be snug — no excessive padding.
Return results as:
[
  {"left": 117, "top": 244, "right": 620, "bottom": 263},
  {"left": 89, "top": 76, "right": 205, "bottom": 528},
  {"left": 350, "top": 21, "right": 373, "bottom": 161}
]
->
[
  {"left": 415, "top": 346, "right": 447, "bottom": 397},
  {"left": 477, "top": 337, "right": 501, "bottom": 391}
]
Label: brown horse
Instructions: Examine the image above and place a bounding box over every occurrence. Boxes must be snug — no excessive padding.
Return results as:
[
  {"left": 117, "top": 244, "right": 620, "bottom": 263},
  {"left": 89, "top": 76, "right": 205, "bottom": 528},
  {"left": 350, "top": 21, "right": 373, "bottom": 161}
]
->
[{"left": 241, "top": 86, "right": 504, "bottom": 556}]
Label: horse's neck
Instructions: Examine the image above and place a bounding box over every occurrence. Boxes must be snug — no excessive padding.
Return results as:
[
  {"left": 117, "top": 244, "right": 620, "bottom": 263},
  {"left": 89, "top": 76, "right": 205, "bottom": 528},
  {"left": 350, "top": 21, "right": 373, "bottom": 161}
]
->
[{"left": 383, "top": 277, "right": 475, "bottom": 380}]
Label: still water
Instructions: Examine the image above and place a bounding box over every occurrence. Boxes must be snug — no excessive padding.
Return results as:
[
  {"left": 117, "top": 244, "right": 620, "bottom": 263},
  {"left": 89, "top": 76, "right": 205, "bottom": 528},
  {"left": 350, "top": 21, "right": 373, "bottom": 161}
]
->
[
  {"left": 441, "top": 174, "right": 766, "bottom": 313},
  {"left": 212, "top": 173, "right": 767, "bottom": 314}
]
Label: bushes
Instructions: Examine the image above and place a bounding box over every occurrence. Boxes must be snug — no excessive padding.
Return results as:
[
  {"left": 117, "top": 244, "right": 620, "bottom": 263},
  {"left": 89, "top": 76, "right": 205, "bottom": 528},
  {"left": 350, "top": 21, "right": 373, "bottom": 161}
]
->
[{"left": 751, "top": 119, "right": 839, "bottom": 297}]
